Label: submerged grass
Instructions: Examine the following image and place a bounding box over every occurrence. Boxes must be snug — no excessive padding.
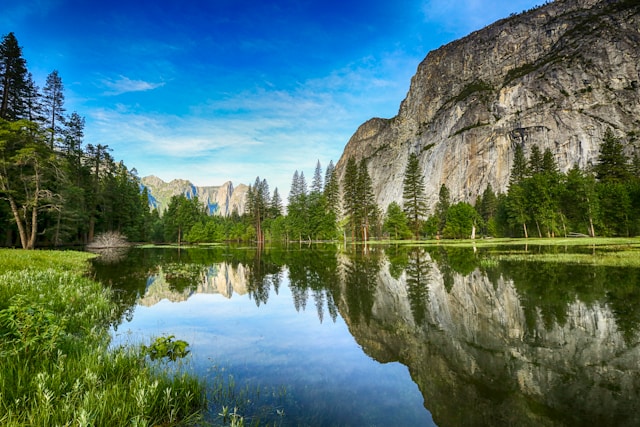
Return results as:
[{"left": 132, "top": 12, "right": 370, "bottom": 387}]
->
[{"left": 0, "top": 249, "right": 206, "bottom": 426}]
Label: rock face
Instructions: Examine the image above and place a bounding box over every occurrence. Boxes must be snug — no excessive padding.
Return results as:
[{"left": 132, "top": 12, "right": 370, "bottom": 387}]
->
[
  {"left": 141, "top": 175, "right": 247, "bottom": 216},
  {"left": 336, "top": 0, "right": 640, "bottom": 210}
]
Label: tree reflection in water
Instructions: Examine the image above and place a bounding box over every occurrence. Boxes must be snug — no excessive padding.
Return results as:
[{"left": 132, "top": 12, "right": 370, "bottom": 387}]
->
[{"left": 92, "top": 244, "right": 640, "bottom": 426}]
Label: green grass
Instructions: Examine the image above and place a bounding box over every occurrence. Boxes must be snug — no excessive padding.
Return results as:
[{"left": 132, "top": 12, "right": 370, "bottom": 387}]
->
[{"left": 0, "top": 249, "right": 206, "bottom": 426}]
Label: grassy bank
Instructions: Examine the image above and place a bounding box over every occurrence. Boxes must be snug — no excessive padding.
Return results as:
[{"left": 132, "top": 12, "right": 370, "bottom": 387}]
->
[{"left": 0, "top": 249, "right": 205, "bottom": 426}]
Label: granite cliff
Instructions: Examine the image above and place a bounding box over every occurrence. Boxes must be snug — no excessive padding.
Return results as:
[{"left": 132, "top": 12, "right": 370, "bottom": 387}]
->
[
  {"left": 141, "top": 175, "right": 248, "bottom": 216},
  {"left": 336, "top": 0, "right": 640, "bottom": 210}
]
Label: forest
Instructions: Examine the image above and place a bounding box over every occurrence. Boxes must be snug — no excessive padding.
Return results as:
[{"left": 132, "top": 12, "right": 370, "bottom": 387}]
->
[{"left": 2, "top": 31, "right": 639, "bottom": 249}]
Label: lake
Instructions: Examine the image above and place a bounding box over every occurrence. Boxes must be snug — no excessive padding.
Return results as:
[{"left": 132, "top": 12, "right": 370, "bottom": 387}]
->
[{"left": 91, "top": 244, "right": 640, "bottom": 426}]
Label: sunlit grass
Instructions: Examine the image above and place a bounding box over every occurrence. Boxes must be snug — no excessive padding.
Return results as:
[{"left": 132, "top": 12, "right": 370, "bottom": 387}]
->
[
  {"left": 0, "top": 249, "right": 206, "bottom": 426},
  {"left": 492, "top": 248, "right": 640, "bottom": 268}
]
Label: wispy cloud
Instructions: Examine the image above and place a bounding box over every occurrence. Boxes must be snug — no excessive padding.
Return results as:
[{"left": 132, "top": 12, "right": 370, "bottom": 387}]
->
[
  {"left": 100, "top": 75, "right": 165, "bottom": 96},
  {"left": 84, "top": 50, "right": 416, "bottom": 195}
]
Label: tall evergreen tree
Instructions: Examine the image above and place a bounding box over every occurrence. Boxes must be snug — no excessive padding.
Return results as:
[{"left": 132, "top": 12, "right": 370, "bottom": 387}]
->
[
  {"left": 357, "top": 159, "right": 379, "bottom": 240},
  {"left": 510, "top": 144, "right": 528, "bottom": 185},
  {"left": 402, "top": 153, "right": 428, "bottom": 239},
  {"left": 42, "top": 70, "right": 65, "bottom": 149},
  {"left": 311, "top": 160, "right": 323, "bottom": 194},
  {"left": 0, "top": 32, "right": 28, "bottom": 120},
  {"left": 342, "top": 157, "right": 359, "bottom": 240},
  {"left": 595, "top": 128, "right": 631, "bottom": 183},
  {"left": 528, "top": 145, "right": 544, "bottom": 175},
  {"left": 270, "top": 187, "right": 283, "bottom": 218},
  {"left": 434, "top": 184, "right": 450, "bottom": 236},
  {"left": 323, "top": 160, "right": 340, "bottom": 215}
]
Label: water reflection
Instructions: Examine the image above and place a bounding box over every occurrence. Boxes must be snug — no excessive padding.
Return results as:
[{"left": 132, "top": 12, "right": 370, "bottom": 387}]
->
[{"left": 92, "top": 245, "right": 640, "bottom": 426}]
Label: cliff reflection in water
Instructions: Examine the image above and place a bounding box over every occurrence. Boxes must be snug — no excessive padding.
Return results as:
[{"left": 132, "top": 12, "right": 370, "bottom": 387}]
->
[
  {"left": 342, "top": 246, "right": 640, "bottom": 427},
  {"left": 94, "top": 246, "right": 640, "bottom": 426}
]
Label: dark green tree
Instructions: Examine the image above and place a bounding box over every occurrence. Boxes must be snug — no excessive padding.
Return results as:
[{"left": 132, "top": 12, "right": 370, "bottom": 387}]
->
[
  {"left": 509, "top": 144, "right": 528, "bottom": 185},
  {"left": 402, "top": 153, "right": 428, "bottom": 239},
  {"left": 357, "top": 159, "right": 379, "bottom": 240},
  {"left": 434, "top": 184, "right": 450, "bottom": 236},
  {"left": 383, "top": 201, "right": 412, "bottom": 240},
  {"left": 0, "top": 32, "right": 28, "bottom": 120},
  {"left": 594, "top": 128, "right": 631, "bottom": 183},
  {"left": 42, "top": 70, "right": 65, "bottom": 149},
  {"left": 443, "top": 202, "right": 481, "bottom": 239},
  {"left": 323, "top": 160, "right": 340, "bottom": 216},
  {"left": 163, "top": 194, "right": 205, "bottom": 244},
  {"left": 342, "top": 157, "right": 360, "bottom": 240}
]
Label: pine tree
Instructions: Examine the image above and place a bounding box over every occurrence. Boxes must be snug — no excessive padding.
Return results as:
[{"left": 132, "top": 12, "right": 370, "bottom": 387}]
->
[
  {"left": 357, "top": 159, "right": 378, "bottom": 240},
  {"left": 323, "top": 160, "right": 340, "bottom": 215},
  {"left": 270, "top": 187, "right": 283, "bottom": 218},
  {"left": 311, "top": 160, "right": 323, "bottom": 194},
  {"left": 402, "top": 153, "right": 428, "bottom": 239},
  {"left": 342, "top": 157, "right": 359, "bottom": 240},
  {"left": 434, "top": 184, "right": 450, "bottom": 236},
  {"left": 528, "top": 145, "right": 543, "bottom": 175},
  {"left": 595, "top": 128, "right": 631, "bottom": 183},
  {"left": 510, "top": 144, "right": 528, "bottom": 185},
  {"left": 0, "top": 32, "right": 28, "bottom": 120},
  {"left": 383, "top": 201, "right": 411, "bottom": 240},
  {"left": 42, "top": 70, "right": 65, "bottom": 149}
]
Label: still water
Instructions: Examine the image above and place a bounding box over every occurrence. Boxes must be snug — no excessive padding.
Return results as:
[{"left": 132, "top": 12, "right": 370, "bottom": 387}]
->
[{"left": 91, "top": 245, "right": 640, "bottom": 426}]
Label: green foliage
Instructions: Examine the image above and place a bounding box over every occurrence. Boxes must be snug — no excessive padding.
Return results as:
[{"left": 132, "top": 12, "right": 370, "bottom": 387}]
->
[
  {"left": 383, "top": 201, "right": 412, "bottom": 240},
  {"left": 443, "top": 202, "right": 481, "bottom": 239},
  {"left": 142, "top": 335, "right": 191, "bottom": 362},
  {"left": 452, "top": 80, "right": 493, "bottom": 103}
]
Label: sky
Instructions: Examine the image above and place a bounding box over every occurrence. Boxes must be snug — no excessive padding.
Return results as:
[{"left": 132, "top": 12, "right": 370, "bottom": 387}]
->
[{"left": 2, "top": 0, "right": 542, "bottom": 197}]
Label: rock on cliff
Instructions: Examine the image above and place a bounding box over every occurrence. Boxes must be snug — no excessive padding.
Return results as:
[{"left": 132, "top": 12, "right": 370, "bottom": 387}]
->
[
  {"left": 336, "top": 0, "right": 640, "bottom": 210},
  {"left": 141, "top": 175, "right": 247, "bottom": 216}
]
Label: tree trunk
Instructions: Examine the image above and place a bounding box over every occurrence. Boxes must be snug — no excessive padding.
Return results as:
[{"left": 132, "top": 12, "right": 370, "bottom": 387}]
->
[
  {"left": 7, "top": 196, "right": 29, "bottom": 249},
  {"left": 28, "top": 206, "right": 37, "bottom": 249},
  {"left": 522, "top": 222, "right": 528, "bottom": 239}
]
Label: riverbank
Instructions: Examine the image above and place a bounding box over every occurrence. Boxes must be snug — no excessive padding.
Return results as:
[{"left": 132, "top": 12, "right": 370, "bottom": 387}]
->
[{"left": 0, "top": 249, "right": 205, "bottom": 426}]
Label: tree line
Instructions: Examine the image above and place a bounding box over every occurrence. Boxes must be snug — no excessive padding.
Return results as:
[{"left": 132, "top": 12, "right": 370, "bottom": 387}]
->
[
  {"left": 0, "top": 32, "right": 151, "bottom": 248},
  {"left": 146, "top": 127, "right": 640, "bottom": 245}
]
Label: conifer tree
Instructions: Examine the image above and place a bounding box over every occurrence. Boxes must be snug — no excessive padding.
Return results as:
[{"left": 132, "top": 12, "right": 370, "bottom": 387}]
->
[
  {"left": 323, "top": 160, "right": 340, "bottom": 215},
  {"left": 595, "top": 128, "right": 631, "bottom": 183},
  {"left": 402, "top": 153, "right": 428, "bottom": 239},
  {"left": 509, "top": 144, "right": 528, "bottom": 185},
  {"left": 0, "top": 32, "right": 28, "bottom": 120},
  {"left": 434, "top": 184, "right": 450, "bottom": 236},
  {"left": 42, "top": 70, "right": 65, "bottom": 148},
  {"left": 357, "top": 159, "right": 378, "bottom": 240},
  {"left": 270, "top": 187, "right": 283, "bottom": 218},
  {"left": 342, "top": 157, "right": 359, "bottom": 240},
  {"left": 311, "top": 160, "right": 323, "bottom": 194}
]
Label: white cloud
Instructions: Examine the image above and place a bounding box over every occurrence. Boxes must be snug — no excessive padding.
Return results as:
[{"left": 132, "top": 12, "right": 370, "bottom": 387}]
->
[
  {"left": 101, "top": 75, "right": 165, "bottom": 95},
  {"left": 84, "top": 48, "right": 420, "bottom": 197}
]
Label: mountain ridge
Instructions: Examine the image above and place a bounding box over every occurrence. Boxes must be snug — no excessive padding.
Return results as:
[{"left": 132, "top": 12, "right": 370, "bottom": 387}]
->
[{"left": 141, "top": 175, "right": 248, "bottom": 216}]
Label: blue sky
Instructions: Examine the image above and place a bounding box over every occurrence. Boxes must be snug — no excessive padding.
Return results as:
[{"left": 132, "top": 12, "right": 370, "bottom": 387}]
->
[{"left": 2, "top": 0, "right": 541, "bottom": 196}]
